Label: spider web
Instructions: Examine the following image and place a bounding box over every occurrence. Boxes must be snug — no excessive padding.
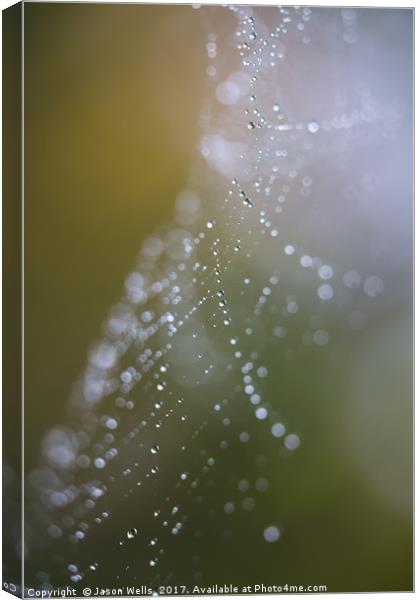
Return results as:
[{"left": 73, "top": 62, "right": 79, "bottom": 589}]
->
[{"left": 23, "top": 5, "right": 407, "bottom": 592}]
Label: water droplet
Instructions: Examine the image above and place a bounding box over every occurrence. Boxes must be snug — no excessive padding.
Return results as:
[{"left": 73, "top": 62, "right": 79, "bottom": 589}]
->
[
  {"left": 263, "top": 525, "right": 281, "bottom": 543},
  {"left": 94, "top": 458, "right": 106, "bottom": 469},
  {"left": 314, "top": 329, "right": 329, "bottom": 346},
  {"left": 242, "top": 497, "right": 255, "bottom": 511},
  {"left": 363, "top": 276, "right": 384, "bottom": 297},
  {"left": 256, "top": 477, "right": 269, "bottom": 492},
  {"left": 271, "top": 423, "right": 286, "bottom": 438},
  {"left": 68, "top": 564, "right": 78, "bottom": 574},
  {"left": 300, "top": 255, "right": 312, "bottom": 267},
  {"left": 239, "top": 432, "right": 250, "bottom": 443},
  {"left": 284, "top": 433, "right": 300, "bottom": 450},
  {"left": 307, "top": 120, "right": 320, "bottom": 133},
  {"left": 238, "top": 479, "right": 250, "bottom": 492},
  {"left": 318, "top": 265, "right": 334, "bottom": 280},
  {"left": 127, "top": 528, "right": 138, "bottom": 540},
  {"left": 255, "top": 407, "right": 268, "bottom": 420},
  {"left": 317, "top": 284, "right": 334, "bottom": 301}
]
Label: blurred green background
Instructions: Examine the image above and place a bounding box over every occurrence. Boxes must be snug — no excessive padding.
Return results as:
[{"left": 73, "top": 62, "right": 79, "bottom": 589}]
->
[{"left": 24, "top": 3, "right": 207, "bottom": 464}]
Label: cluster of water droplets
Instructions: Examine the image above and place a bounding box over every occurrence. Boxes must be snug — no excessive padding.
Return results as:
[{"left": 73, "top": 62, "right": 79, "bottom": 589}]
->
[{"left": 26, "top": 5, "right": 391, "bottom": 592}]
